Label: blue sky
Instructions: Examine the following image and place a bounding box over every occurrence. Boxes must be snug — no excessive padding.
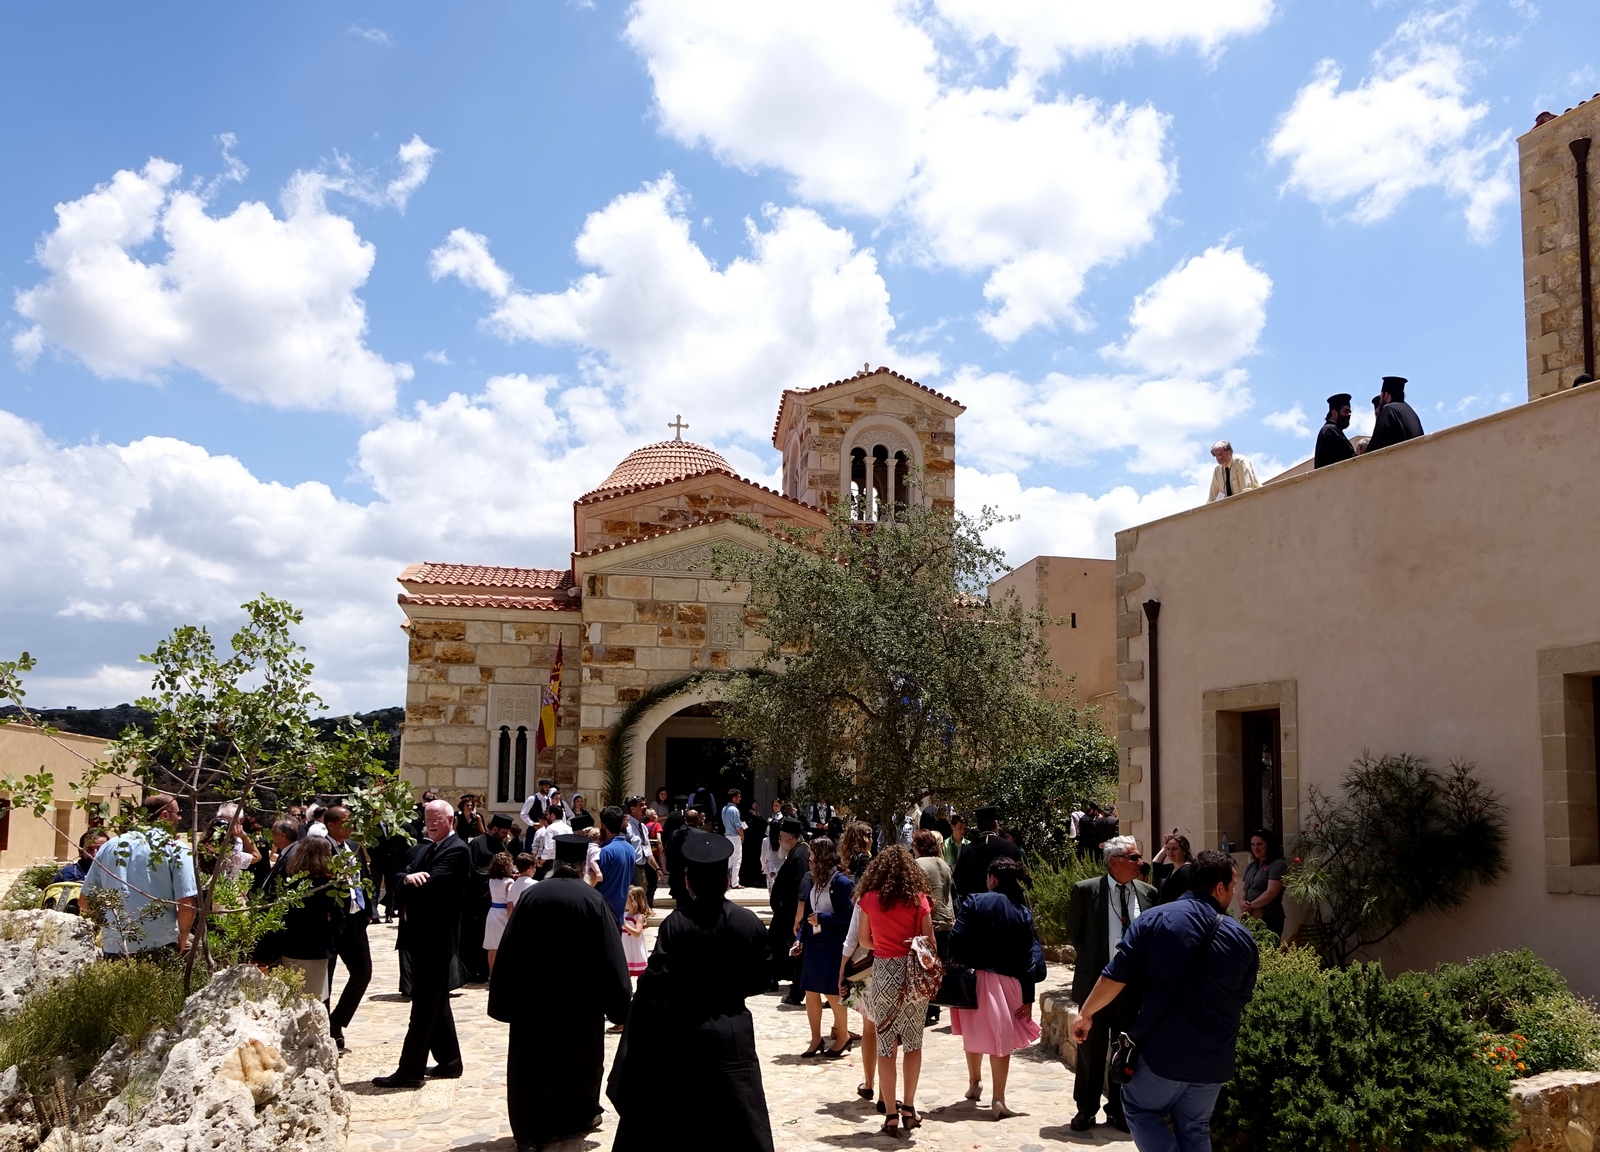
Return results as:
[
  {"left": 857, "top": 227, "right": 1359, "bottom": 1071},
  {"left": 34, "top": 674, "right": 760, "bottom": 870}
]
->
[{"left": 2, "top": 1, "right": 1595, "bottom": 710}]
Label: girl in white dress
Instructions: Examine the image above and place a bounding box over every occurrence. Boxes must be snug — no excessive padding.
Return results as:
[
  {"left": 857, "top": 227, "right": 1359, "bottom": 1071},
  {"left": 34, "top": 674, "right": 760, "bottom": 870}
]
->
[
  {"left": 621, "top": 885, "right": 650, "bottom": 977},
  {"left": 483, "top": 852, "right": 517, "bottom": 974}
]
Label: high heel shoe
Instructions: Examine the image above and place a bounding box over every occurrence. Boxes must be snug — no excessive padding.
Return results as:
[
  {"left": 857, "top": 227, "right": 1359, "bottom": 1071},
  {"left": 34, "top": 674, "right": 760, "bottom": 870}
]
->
[
  {"left": 898, "top": 1104, "right": 922, "bottom": 1130},
  {"left": 857, "top": 1083, "right": 875, "bottom": 1100},
  {"left": 824, "top": 1036, "right": 854, "bottom": 1058},
  {"left": 964, "top": 1080, "right": 982, "bottom": 1101},
  {"left": 881, "top": 1104, "right": 900, "bottom": 1135},
  {"left": 800, "top": 1040, "right": 826, "bottom": 1058},
  {"left": 991, "top": 1101, "right": 1018, "bottom": 1120}
]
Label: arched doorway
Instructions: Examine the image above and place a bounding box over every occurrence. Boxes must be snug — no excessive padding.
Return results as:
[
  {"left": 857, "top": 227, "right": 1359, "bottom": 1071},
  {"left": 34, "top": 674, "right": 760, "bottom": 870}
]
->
[{"left": 620, "top": 680, "right": 786, "bottom": 814}]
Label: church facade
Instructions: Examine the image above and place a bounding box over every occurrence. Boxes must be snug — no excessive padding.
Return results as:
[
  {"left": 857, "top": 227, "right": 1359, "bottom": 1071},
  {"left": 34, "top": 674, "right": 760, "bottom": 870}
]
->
[{"left": 396, "top": 367, "right": 964, "bottom": 814}]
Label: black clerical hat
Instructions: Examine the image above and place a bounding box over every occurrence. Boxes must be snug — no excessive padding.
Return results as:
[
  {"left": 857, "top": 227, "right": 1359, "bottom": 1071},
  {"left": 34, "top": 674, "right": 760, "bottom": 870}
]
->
[
  {"left": 553, "top": 834, "right": 588, "bottom": 864},
  {"left": 682, "top": 832, "right": 734, "bottom": 865},
  {"left": 489, "top": 813, "right": 514, "bottom": 831},
  {"left": 779, "top": 818, "right": 806, "bottom": 837},
  {"left": 1381, "top": 376, "right": 1407, "bottom": 399},
  {"left": 1326, "top": 393, "right": 1351, "bottom": 409},
  {"left": 973, "top": 805, "right": 1001, "bottom": 825}
]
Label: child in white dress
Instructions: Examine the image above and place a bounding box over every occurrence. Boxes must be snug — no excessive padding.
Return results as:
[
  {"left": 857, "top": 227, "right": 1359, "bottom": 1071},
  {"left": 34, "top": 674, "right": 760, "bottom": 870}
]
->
[
  {"left": 483, "top": 852, "right": 516, "bottom": 975},
  {"left": 621, "top": 885, "right": 650, "bottom": 977}
]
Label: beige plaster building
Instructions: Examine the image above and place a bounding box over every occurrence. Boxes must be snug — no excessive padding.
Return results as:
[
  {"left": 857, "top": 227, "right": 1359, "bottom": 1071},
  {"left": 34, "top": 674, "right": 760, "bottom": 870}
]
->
[
  {"left": 1113, "top": 99, "right": 1600, "bottom": 992},
  {"left": 0, "top": 724, "right": 118, "bottom": 867},
  {"left": 398, "top": 367, "right": 964, "bottom": 815},
  {"left": 989, "top": 557, "right": 1117, "bottom": 719}
]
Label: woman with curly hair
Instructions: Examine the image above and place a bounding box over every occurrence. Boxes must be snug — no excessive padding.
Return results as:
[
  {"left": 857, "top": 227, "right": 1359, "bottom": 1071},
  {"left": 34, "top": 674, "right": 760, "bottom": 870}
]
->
[
  {"left": 856, "top": 844, "right": 934, "bottom": 1134},
  {"left": 839, "top": 821, "right": 874, "bottom": 869}
]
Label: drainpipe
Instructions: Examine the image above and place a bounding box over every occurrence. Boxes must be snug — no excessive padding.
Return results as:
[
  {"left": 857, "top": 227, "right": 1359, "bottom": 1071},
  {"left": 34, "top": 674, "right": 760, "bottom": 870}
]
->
[
  {"left": 1572, "top": 138, "right": 1595, "bottom": 379},
  {"left": 1142, "top": 599, "right": 1162, "bottom": 847}
]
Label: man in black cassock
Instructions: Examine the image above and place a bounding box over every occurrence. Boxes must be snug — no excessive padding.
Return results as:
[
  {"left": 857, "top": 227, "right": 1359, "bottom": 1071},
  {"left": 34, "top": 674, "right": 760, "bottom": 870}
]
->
[
  {"left": 1366, "top": 375, "right": 1424, "bottom": 452},
  {"left": 460, "top": 813, "right": 515, "bottom": 982},
  {"left": 609, "top": 833, "right": 773, "bottom": 1152},
  {"left": 739, "top": 800, "right": 767, "bottom": 889},
  {"left": 1314, "top": 393, "right": 1356, "bottom": 469},
  {"left": 489, "top": 834, "right": 630, "bottom": 1152},
  {"left": 952, "top": 805, "right": 1023, "bottom": 900},
  {"left": 767, "top": 818, "right": 809, "bottom": 1002}
]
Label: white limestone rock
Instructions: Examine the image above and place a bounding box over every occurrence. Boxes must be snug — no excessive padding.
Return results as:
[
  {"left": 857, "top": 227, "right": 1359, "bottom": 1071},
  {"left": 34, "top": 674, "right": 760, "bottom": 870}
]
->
[
  {"left": 76, "top": 965, "right": 347, "bottom": 1152},
  {"left": 0, "top": 911, "right": 99, "bottom": 1018}
]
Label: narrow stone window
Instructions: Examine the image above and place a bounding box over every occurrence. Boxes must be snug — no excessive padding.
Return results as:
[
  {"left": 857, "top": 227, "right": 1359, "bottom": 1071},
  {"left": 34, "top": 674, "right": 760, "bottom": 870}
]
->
[
  {"left": 892, "top": 450, "right": 910, "bottom": 511},
  {"left": 1070, "top": 612, "right": 1077, "bottom": 629},
  {"left": 849, "top": 447, "right": 869, "bottom": 519},
  {"left": 1537, "top": 642, "right": 1600, "bottom": 893},
  {"left": 496, "top": 726, "right": 512, "bottom": 804},
  {"left": 514, "top": 726, "right": 529, "bottom": 803}
]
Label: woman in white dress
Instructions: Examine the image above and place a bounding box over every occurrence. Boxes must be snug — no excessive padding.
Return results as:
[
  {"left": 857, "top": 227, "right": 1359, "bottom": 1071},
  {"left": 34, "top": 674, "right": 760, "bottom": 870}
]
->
[{"left": 483, "top": 851, "right": 517, "bottom": 975}]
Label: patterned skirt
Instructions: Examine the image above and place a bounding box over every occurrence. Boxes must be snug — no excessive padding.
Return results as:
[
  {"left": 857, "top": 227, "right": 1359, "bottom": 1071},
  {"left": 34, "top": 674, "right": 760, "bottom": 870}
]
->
[{"left": 866, "top": 954, "right": 929, "bottom": 1056}]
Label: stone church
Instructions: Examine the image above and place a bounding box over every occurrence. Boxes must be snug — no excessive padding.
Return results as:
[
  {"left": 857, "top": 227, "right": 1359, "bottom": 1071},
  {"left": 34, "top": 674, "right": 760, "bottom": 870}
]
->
[{"left": 396, "top": 366, "right": 964, "bottom": 816}]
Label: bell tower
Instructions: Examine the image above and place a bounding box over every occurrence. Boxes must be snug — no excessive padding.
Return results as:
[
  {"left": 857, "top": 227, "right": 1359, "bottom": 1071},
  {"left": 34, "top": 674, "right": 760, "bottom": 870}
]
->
[{"left": 772, "top": 365, "right": 964, "bottom": 517}]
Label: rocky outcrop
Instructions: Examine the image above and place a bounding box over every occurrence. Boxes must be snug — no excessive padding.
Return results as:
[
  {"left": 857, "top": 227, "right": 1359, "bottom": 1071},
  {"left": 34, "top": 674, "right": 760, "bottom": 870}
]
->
[
  {"left": 72, "top": 965, "right": 347, "bottom": 1152},
  {"left": 1038, "top": 988, "right": 1081, "bottom": 1071},
  {"left": 0, "top": 911, "right": 99, "bottom": 1018},
  {"left": 1507, "top": 1070, "right": 1600, "bottom": 1152}
]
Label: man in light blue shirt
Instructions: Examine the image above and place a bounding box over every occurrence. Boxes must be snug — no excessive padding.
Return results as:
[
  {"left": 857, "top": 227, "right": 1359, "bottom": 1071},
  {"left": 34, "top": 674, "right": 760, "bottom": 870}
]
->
[
  {"left": 595, "top": 807, "right": 636, "bottom": 924},
  {"left": 83, "top": 793, "right": 199, "bottom": 956},
  {"left": 720, "top": 788, "right": 746, "bottom": 890}
]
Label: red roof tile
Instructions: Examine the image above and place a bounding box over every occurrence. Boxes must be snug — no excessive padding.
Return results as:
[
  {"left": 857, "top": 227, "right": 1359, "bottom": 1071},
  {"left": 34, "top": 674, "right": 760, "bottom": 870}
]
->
[
  {"left": 585, "top": 440, "right": 736, "bottom": 497},
  {"left": 402, "top": 564, "right": 573, "bottom": 590},
  {"left": 398, "top": 592, "right": 577, "bottom": 612},
  {"left": 771, "top": 365, "right": 965, "bottom": 446}
]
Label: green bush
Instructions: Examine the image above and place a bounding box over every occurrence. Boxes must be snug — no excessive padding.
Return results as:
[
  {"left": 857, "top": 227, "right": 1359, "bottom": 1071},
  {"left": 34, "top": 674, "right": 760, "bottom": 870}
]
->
[
  {"left": 1434, "top": 949, "right": 1600, "bottom": 1074},
  {"left": 1507, "top": 995, "right": 1600, "bottom": 1073},
  {"left": 3, "top": 863, "right": 64, "bottom": 911},
  {"left": 1216, "top": 962, "right": 1515, "bottom": 1152},
  {"left": 0, "top": 958, "right": 189, "bottom": 1096},
  {"left": 1027, "top": 852, "right": 1104, "bottom": 947}
]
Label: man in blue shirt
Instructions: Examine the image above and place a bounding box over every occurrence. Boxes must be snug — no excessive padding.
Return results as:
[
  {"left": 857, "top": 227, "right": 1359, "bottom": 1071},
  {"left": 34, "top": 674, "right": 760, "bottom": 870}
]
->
[
  {"left": 52, "top": 828, "right": 109, "bottom": 885},
  {"left": 83, "top": 793, "right": 200, "bottom": 956},
  {"left": 595, "top": 806, "right": 636, "bottom": 925},
  {"left": 720, "top": 788, "right": 746, "bottom": 890},
  {"left": 1071, "top": 849, "right": 1258, "bottom": 1152}
]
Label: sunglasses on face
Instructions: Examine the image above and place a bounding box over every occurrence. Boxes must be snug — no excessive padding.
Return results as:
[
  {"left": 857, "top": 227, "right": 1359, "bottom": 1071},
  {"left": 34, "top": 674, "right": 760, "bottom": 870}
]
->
[{"left": 1118, "top": 853, "right": 1143, "bottom": 863}]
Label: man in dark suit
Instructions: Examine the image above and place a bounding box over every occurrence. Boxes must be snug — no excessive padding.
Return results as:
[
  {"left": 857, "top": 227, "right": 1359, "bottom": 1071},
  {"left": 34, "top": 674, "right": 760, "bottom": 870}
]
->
[
  {"left": 951, "top": 805, "right": 1023, "bottom": 900},
  {"left": 324, "top": 805, "right": 374, "bottom": 1051},
  {"left": 767, "top": 818, "right": 810, "bottom": 1004},
  {"left": 374, "top": 799, "right": 471, "bottom": 1089},
  {"left": 1066, "top": 835, "right": 1159, "bottom": 1133},
  {"left": 460, "top": 813, "right": 517, "bottom": 982}
]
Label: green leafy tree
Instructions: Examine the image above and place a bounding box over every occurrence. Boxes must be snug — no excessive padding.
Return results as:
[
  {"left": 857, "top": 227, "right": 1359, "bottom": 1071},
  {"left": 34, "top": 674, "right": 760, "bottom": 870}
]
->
[
  {"left": 1, "top": 595, "right": 415, "bottom": 991},
  {"left": 1286, "top": 753, "right": 1509, "bottom": 968},
  {"left": 713, "top": 499, "right": 1083, "bottom": 834},
  {"left": 988, "top": 733, "right": 1118, "bottom": 865}
]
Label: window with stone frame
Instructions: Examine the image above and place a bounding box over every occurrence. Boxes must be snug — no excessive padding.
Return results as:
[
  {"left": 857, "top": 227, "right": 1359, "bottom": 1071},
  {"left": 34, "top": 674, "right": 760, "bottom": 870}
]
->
[{"left": 1538, "top": 641, "right": 1600, "bottom": 894}]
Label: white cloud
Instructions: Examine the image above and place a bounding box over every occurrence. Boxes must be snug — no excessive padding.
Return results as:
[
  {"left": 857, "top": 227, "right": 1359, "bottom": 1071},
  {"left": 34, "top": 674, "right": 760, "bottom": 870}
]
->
[
  {"left": 349, "top": 25, "right": 393, "bottom": 46},
  {"left": 932, "top": 0, "right": 1275, "bottom": 74},
  {"left": 1263, "top": 403, "right": 1310, "bottom": 437},
  {"left": 422, "top": 349, "right": 451, "bottom": 365},
  {"left": 11, "top": 149, "right": 425, "bottom": 417},
  {"left": 431, "top": 174, "right": 937, "bottom": 442},
  {"left": 311, "top": 135, "right": 437, "bottom": 213},
  {"left": 624, "top": 0, "right": 1177, "bottom": 339},
  {"left": 1101, "top": 244, "right": 1271, "bottom": 375},
  {"left": 1267, "top": 26, "right": 1513, "bottom": 240}
]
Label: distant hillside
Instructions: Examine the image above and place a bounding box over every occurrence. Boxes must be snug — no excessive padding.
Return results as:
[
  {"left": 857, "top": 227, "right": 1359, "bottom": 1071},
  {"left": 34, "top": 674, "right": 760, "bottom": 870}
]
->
[{"left": 0, "top": 704, "right": 405, "bottom": 772}]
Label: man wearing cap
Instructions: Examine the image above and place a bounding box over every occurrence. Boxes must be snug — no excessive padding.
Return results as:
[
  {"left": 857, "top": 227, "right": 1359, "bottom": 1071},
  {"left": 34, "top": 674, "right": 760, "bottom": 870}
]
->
[
  {"left": 1314, "top": 393, "right": 1356, "bottom": 468},
  {"left": 1206, "top": 441, "right": 1260, "bottom": 502},
  {"left": 460, "top": 812, "right": 518, "bottom": 983},
  {"left": 1366, "top": 376, "right": 1424, "bottom": 453},
  {"left": 951, "top": 805, "right": 1023, "bottom": 901},
  {"left": 375, "top": 799, "right": 471, "bottom": 1089},
  {"left": 767, "top": 818, "right": 810, "bottom": 1003},
  {"left": 491, "top": 833, "right": 631, "bottom": 1151},
  {"left": 609, "top": 833, "right": 774, "bottom": 1152}
]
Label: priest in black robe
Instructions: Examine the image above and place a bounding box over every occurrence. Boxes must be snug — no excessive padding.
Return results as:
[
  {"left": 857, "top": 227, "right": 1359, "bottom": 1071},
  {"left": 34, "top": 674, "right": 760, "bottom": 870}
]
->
[
  {"left": 952, "top": 805, "right": 1023, "bottom": 899},
  {"left": 1314, "top": 392, "right": 1356, "bottom": 469},
  {"left": 460, "top": 813, "right": 515, "bottom": 982},
  {"left": 766, "top": 818, "right": 809, "bottom": 1002},
  {"left": 489, "top": 834, "right": 630, "bottom": 1151},
  {"left": 609, "top": 833, "right": 773, "bottom": 1152},
  {"left": 1366, "top": 375, "right": 1425, "bottom": 452}
]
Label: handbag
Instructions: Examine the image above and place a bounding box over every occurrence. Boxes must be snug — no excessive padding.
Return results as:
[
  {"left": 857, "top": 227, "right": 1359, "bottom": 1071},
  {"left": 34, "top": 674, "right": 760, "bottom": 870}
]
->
[
  {"left": 932, "top": 962, "right": 978, "bottom": 1009},
  {"left": 843, "top": 946, "right": 874, "bottom": 982},
  {"left": 1107, "top": 911, "right": 1224, "bottom": 1088},
  {"left": 902, "top": 934, "right": 945, "bottom": 1001}
]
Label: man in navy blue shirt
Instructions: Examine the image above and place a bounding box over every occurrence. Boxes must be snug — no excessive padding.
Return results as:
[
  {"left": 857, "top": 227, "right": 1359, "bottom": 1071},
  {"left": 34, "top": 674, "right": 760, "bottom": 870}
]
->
[
  {"left": 1071, "top": 849, "right": 1258, "bottom": 1152},
  {"left": 595, "top": 806, "right": 636, "bottom": 925}
]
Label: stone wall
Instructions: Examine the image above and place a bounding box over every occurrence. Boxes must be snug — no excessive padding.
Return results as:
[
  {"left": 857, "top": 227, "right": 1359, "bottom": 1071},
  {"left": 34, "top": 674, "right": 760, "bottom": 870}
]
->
[
  {"left": 575, "top": 475, "right": 824, "bottom": 553},
  {"left": 1507, "top": 1070, "right": 1600, "bottom": 1152},
  {"left": 1520, "top": 99, "right": 1600, "bottom": 400},
  {"left": 400, "top": 610, "right": 582, "bottom": 804}
]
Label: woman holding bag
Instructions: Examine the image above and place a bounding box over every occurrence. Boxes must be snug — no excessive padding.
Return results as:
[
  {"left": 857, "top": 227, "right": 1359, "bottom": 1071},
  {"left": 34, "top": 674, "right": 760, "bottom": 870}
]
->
[
  {"left": 792, "top": 837, "right": 854, "bottom": 1057},
  {"left": 855, "top": 845, "right": 934, "bottom": 1135},
  {"left": 947, "top": 857, "right": 1046, "bottom": 1119}
]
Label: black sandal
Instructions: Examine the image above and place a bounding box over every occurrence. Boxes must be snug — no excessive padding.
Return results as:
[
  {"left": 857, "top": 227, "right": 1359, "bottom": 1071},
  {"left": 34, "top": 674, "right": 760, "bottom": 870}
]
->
[
  {"left": 881, "top": 1108, "right": 900, "bottom": 1135},
  {"left": 898, "top": 1104, "right": 922, "bottom": 1130},
  {"left": 857, "top": 1083, "right": 875, "bottom": 1099}
]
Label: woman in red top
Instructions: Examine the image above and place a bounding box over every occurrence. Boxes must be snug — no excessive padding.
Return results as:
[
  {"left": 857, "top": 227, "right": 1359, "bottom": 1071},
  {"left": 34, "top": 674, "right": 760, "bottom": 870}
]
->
[{"left": 856, "top": 845, "right": 934, "bottom": 1135}]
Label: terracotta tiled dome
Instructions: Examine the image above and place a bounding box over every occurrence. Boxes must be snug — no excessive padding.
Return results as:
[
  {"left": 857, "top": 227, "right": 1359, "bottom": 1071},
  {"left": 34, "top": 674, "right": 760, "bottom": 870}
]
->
[{"left": 591, "top": 440, "right": 735, "bottom": 492}]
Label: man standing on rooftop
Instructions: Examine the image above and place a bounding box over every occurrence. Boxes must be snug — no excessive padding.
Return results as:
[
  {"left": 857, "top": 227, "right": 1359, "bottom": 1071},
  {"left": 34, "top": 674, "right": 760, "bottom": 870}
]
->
[
  {"left": 1206, "top": 441, "right": 1259, "bottom": 502},
  {"left": 1314, "top": 393, "right": 1356, "bottom": 468},
  {"left": 1366, "top": 376, "right": 1425, "bottom": 453}
]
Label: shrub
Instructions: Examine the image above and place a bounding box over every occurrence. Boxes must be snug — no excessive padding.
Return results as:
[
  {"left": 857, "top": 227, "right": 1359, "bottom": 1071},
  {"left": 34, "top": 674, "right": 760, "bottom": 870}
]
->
[
  {"left": 1027, "top": 852, "right": 1104, "bottom": 947},
  {"left": 1216, "top": 962, "right": 1515, "bottom": 1152},
  {"left": 1434, "top": 949, "right": 1600, "bottom": 1074},
  {"left": 1504, "top": 995, "right": 1600, "bottom": 1073},
  {"left": 3, "top": 864, "right": 64, "bottom": 911},
  {"left": 0, "top": 958, "right": 191, "bottom": 1097}
]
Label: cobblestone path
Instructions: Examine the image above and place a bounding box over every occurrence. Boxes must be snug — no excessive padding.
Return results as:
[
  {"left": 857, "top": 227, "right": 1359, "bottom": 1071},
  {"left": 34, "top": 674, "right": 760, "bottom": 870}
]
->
[{"left": 341, "top": 918, "right": 1137, "bottom": 1152}]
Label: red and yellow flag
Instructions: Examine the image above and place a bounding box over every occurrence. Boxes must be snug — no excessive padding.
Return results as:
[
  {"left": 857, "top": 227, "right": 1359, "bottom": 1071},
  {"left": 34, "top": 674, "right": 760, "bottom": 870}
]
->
[{"left": 536, "top": 638, "right": 562, "bottom": 754}]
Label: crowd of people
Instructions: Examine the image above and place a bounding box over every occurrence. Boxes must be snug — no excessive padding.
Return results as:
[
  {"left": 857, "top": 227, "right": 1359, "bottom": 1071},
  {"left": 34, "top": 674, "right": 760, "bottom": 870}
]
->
[{"left": 74, "top": 785, "right": 1269, "bottom": 1152}]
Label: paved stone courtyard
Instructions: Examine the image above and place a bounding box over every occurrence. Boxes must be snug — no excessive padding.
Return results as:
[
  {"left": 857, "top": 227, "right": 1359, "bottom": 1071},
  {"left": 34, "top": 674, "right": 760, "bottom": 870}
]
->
[{"left": 341, "top": 918, "right": 1137, "bottom": 1152}]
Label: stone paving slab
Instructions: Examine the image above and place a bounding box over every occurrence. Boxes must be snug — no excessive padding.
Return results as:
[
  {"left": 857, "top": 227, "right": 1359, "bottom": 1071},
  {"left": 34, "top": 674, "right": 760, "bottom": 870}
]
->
[{"left": 341, "top": 919, "right": 1136, "bottom": 1152}]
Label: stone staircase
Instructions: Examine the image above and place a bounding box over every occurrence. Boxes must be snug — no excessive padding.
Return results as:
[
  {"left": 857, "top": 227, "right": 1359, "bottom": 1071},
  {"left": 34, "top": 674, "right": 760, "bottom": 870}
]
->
[{"left": 647, "top": 884, "right": 774, "bottom": 928}]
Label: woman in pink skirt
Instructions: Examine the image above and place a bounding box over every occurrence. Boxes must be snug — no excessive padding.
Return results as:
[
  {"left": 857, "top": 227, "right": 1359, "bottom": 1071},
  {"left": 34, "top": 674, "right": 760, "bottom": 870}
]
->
[{"left": 947, "top": 857, "right": 1046, "bottom": 1118}]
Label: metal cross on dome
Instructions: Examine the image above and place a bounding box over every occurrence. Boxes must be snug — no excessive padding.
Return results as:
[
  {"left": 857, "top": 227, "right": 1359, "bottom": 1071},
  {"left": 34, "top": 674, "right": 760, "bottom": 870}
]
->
[{"left": 668, "top": 414, "right": 689, "bottom": 441}]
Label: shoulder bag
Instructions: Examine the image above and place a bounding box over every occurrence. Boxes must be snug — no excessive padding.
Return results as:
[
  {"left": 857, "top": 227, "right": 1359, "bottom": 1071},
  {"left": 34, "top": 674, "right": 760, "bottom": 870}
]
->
[{"left": 1107, "top": 911, "right": 1224, "bottom": 1088}]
